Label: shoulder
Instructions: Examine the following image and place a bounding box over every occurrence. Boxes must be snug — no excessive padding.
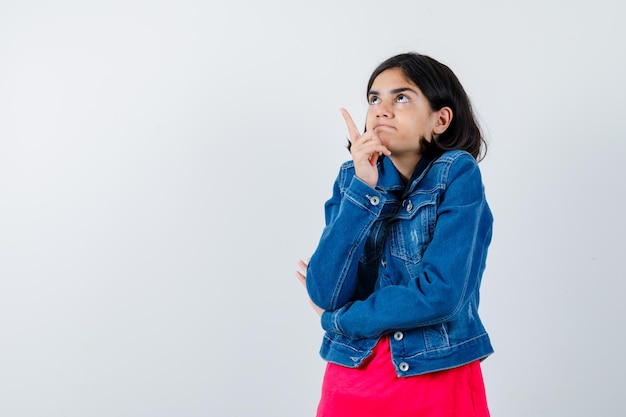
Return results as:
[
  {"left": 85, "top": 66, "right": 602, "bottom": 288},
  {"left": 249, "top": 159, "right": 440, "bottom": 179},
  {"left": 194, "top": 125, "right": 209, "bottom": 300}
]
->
[
  {"left": 426, "top": 150, "right": 483, "bottom": 191},
  {"left": 434, "top": 150, "right": 476, "bottom": 167},
  {"left": 333, "top": 160, "right": 357, "bottom": 191},
  {"left": 434, "top": 150, "right": 480, "bottom": 174},
  {"left": 339, "top": 159, "right": 355, "bottom": 171}
]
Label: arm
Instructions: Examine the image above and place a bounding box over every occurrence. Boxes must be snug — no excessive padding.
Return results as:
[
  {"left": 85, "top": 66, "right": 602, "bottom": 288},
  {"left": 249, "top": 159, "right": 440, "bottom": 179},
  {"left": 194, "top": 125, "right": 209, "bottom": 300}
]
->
[
  {"left": 305, "top": 108, "right": 390, "bottom": 311},
  {"left": 320, "top": 155, "right": 493, "bottom": 339},
  {"left": 305, "top": 170, "right": 387, "bottom": 311}
]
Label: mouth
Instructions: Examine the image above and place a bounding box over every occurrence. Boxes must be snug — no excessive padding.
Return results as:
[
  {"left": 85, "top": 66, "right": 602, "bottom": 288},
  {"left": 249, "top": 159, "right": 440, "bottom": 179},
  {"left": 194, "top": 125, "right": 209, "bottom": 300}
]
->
[{"left": 374, "top": 124, "right": 394, "bottom": 131}]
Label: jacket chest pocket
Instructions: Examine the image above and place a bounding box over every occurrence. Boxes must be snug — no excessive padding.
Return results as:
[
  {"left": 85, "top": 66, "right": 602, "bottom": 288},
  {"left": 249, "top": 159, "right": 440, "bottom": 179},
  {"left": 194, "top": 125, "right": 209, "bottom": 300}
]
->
[{"left": 389, "top": 193, "right": 437, "bottom": 264}]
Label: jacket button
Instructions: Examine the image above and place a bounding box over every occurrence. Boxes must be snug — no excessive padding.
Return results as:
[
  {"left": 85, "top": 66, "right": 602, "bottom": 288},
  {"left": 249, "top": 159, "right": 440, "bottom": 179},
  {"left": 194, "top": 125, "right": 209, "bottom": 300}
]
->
[
  {"left": 393, "top": 331, "right": 404, "bottom": 341},
  {"left": 368, "top": 195, "right": 380, "bottom": 206},
  {"left": 406, "top": 201, "right": 413, "bottom": 212},
  {"left": 381, "top": 259, "right": 387, "bottom": 268},
  {"left": 399, "top": 362, "right": 409, "bottom": 372}
]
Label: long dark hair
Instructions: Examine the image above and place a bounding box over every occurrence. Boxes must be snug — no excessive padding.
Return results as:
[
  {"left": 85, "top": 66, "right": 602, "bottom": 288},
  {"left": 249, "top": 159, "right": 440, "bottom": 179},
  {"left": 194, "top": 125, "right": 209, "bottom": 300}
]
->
[{"left": 352, "top": 52, "right": 486, "bottom": 161}]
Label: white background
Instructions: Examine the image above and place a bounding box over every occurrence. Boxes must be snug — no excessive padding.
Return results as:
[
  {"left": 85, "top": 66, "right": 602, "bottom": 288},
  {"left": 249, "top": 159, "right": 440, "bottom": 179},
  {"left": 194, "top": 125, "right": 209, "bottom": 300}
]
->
[{"left": 1, "top": 1, "right": 624, "bottom": 416}]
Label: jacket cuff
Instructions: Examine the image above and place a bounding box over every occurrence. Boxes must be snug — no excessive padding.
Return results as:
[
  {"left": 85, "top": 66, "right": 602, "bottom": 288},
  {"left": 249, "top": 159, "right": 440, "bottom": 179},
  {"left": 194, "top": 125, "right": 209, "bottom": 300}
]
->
[
  {"left": 344, "top": 176, "right": 385, "bottom": 216},
  {"left": 321, "top": 308, "right": 345, "bottom": 334}
]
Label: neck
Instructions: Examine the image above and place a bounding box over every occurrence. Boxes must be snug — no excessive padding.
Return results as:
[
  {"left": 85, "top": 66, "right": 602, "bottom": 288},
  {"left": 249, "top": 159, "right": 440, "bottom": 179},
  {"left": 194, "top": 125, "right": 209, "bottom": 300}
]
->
[{"left": 388, "top": 153, "right": 421, "bottom": 182}]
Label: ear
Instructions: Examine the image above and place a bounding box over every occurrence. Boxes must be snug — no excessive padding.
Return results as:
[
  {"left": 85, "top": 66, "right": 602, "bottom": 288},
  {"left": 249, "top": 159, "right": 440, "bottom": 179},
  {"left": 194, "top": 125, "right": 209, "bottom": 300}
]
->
[{"left": 433, "top": 107, "right": 453, "bottom": 135}]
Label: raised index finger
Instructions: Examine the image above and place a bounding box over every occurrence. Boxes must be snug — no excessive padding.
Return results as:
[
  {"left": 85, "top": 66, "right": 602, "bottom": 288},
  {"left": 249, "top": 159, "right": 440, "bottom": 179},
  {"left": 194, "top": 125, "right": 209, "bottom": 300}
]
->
[{"left": 340, "top": 108, "right": 361, "bottom": 143}]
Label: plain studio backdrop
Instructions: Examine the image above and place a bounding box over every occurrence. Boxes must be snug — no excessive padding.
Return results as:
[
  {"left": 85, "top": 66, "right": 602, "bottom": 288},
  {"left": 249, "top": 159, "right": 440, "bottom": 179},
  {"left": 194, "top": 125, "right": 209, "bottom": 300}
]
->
[{"left": 1, "top": 1, "right": 624, "bottom": 416}]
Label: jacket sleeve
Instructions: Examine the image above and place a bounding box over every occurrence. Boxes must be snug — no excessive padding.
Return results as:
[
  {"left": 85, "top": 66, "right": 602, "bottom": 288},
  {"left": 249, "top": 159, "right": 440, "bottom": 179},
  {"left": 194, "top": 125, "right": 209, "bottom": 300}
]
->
[
  {"left": 306, "top": 164, "right": 387, "bottom": 311},
  {"left": 320, "top": 154, "right": 493, "bottom": 339}
]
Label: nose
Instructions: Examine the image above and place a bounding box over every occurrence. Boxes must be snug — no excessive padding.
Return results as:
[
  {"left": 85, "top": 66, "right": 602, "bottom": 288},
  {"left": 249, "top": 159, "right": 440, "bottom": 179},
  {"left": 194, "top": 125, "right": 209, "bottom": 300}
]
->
[{"left": 376, "top": 100, "right": 392, "bottom": 118}]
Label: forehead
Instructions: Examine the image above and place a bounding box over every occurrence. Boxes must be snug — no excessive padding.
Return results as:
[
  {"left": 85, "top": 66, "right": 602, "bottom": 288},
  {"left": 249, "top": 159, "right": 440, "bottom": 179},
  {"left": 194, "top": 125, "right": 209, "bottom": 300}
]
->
[{"left": 370, "top": 67, "right": 418, "bottom": 91}]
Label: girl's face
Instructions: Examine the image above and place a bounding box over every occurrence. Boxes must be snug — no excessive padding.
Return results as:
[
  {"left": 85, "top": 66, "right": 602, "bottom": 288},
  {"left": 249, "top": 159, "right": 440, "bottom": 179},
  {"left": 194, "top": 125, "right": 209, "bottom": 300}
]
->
[{"left": 365, "top": 68, "right": 440, "bottom": 158}]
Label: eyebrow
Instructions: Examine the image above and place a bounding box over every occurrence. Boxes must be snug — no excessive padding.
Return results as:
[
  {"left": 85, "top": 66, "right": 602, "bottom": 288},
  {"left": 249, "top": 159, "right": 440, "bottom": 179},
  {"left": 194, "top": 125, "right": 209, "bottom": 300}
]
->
[{"left": 368, "top": 87, "right": 419, "bottom": 96}]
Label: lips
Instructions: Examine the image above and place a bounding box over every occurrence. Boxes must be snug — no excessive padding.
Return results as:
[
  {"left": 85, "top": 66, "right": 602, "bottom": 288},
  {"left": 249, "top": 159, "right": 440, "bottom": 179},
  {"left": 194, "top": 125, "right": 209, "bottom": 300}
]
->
[{"left": 374, "top": 124, "right": 394, "bottom": 131}]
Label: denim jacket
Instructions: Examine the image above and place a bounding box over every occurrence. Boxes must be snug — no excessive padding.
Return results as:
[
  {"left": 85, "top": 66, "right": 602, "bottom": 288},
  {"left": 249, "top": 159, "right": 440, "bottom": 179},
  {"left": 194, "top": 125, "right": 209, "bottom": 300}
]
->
[{"left": 306, "top": 150, "right": 493, "bottom": 377}]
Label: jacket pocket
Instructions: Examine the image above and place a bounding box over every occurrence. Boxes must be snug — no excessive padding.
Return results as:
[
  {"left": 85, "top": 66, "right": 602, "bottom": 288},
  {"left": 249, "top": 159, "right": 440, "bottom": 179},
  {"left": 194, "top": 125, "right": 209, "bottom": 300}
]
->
[
  {"left": 423, "top": 323, "right": 450, "bottom": 351},
  {"left": 389, "top": 192, "right": 437, "bottom": 264}
]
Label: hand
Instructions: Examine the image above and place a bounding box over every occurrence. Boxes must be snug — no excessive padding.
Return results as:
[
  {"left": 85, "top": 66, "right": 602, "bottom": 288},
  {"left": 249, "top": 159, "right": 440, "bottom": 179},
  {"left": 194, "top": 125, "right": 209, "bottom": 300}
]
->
[
  {"left": 295, "top": 258, "right": 325, "bottom": 317},
  {"left": 341, "top": 108, "right": 391, "bottom": 188}
]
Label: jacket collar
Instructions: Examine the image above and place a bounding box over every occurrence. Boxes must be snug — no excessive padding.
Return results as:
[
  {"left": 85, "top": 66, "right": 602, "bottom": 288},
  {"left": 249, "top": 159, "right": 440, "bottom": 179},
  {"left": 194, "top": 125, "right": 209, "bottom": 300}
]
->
[
  {"left": 376, "top": 156, "right": 405, "bottom": 192},
  {"left": 376, "top": 155, "right": 436, "bottom": 193}
]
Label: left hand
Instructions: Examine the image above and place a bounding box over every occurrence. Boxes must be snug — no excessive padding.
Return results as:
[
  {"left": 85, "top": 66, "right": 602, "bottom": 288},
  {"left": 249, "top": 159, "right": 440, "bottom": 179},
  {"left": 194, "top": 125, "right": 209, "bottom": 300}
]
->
[{"left": 295, "top": 258, "right": 325, "bottom": 317}]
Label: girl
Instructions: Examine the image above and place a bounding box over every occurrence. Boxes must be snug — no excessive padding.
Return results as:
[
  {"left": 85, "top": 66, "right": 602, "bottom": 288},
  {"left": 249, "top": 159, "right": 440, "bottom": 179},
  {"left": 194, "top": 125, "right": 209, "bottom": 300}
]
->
[{"left": 296, "top": 52, "right": 493, "bottom": 417}]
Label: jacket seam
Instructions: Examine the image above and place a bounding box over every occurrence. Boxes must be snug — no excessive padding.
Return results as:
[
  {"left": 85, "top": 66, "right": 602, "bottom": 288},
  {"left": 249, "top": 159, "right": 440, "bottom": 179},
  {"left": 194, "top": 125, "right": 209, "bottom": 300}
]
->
[{"left": 404, "top": 332, "right": 490, "bottom": 359}]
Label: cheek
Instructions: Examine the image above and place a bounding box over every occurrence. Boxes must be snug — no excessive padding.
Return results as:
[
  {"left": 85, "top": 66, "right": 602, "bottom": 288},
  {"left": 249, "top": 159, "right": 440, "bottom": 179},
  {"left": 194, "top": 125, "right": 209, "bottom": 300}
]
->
[{"left": 409, "top": 114, "right": 432, "bottom": 131}]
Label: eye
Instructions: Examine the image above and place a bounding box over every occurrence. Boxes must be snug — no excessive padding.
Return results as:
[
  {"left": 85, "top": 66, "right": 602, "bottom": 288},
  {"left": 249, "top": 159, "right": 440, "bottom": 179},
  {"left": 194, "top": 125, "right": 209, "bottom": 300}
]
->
[
  {"left": 368, "top": 96, "right": 380, "bottom": 105},
  {"left": 396, "top": 94, "right": 409, "bottom": 103}
]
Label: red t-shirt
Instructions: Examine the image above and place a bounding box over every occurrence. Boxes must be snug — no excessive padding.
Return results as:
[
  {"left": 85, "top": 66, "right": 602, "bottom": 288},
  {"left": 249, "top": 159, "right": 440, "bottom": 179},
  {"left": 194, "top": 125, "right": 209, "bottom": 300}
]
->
[{"left": 317, "top": 335, "right": 490, "bottom": 417}]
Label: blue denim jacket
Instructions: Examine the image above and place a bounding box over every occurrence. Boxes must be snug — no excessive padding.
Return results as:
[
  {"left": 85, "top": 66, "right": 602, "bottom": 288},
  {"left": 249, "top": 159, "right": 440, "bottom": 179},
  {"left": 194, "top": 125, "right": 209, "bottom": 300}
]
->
[{"left": 306, "top": 150, "right": 493, "bottom": 377}]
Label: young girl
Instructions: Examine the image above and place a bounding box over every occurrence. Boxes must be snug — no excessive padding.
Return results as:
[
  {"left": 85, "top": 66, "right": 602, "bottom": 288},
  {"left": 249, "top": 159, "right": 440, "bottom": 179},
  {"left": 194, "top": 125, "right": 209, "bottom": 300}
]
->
[{"left": 296, "top": 52, "right": 493, "bottom": 416}]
